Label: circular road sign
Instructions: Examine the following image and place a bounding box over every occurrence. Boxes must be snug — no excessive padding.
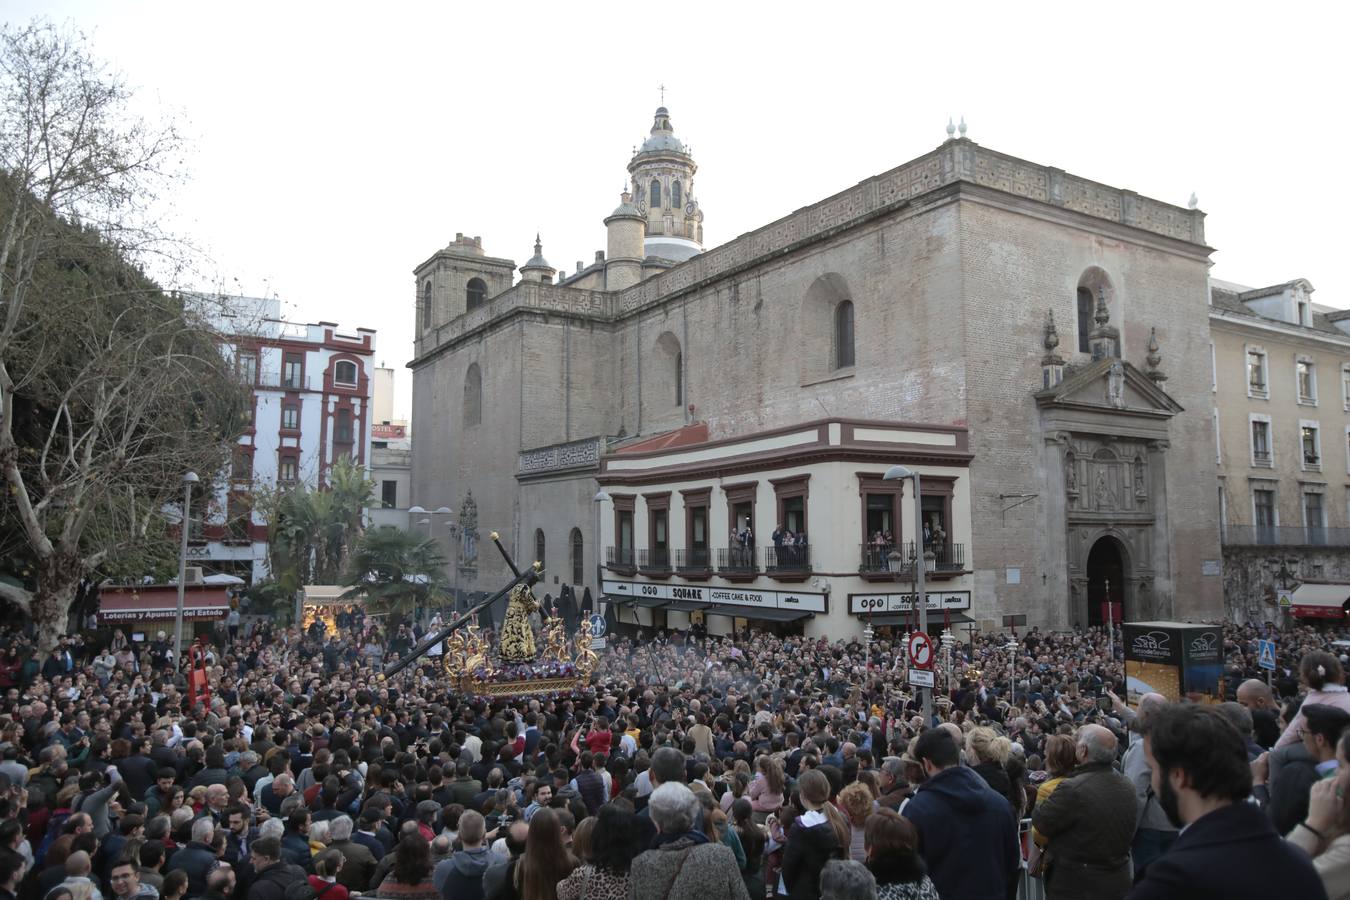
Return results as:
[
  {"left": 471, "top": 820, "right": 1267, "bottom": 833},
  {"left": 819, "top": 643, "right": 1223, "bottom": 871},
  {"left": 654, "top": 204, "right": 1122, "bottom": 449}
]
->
[
  {"left": 908, "top": 631, "right": 934, "bottom": 670},
  {"left": 588, "top": 614, "right": 608, "bottom": 638}
]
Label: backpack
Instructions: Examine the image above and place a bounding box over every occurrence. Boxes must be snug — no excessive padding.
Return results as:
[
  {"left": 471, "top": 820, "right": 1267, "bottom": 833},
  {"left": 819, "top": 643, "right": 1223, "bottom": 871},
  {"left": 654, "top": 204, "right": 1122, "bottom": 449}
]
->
[
  {"left": 285, "top": 879, "right": 335, "bottom": 900},
  {"left": 34, "top": 809, "right": 72, "bottom": 868}
]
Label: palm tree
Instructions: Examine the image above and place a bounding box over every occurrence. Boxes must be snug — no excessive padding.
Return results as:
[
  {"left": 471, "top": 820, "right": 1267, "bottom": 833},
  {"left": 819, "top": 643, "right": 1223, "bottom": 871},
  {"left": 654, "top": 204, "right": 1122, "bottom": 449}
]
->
[{"left": 341, "top": 526, "right": 449, "bottom": 623}]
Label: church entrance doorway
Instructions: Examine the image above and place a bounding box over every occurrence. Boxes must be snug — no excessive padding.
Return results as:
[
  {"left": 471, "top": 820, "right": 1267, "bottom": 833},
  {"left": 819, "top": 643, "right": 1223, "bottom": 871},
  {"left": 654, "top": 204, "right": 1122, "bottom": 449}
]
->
[{"left": 1086, "top": 536, "right": 1127, "bottom": 627}]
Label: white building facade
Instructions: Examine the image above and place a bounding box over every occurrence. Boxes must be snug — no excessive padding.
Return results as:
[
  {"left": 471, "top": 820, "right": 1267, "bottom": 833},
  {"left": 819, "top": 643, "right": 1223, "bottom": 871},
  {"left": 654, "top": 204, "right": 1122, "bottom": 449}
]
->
[
  {"left": 199, "top": 296, "right": 377, "bottom": 582},
  {"left": 596, "top": 418, "right": 975, "bottom": 639}
]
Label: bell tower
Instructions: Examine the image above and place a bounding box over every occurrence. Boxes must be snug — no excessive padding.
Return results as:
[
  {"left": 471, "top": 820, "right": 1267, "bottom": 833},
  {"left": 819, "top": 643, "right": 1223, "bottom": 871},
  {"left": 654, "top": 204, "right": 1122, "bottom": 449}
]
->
[{"left": 627, "top": 107, "right": 704, "bottom": 262}]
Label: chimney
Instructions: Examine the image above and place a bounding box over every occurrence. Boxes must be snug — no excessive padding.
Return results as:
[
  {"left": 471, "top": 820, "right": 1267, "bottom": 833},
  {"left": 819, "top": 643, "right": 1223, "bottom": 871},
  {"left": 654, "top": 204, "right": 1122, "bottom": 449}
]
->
[
  {"left": 577, "top": 260, "right": 584, "bottom": 272},
  {"left": 595, "top": 250, "right": 605, "bottom": 262}
]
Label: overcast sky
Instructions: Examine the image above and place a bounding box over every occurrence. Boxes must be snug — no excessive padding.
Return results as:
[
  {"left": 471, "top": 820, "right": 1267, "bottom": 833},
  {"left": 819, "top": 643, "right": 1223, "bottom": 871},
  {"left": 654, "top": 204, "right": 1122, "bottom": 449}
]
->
[{"left": 9, "top": 2, "right": 1347, "bottom": 421}]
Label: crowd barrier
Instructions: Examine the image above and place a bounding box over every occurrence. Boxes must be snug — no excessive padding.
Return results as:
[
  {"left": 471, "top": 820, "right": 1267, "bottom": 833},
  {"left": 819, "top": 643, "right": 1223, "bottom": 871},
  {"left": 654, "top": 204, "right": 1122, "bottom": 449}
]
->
[{"left": 1017, "top": 817, "right": 1047, "bottom": 900}]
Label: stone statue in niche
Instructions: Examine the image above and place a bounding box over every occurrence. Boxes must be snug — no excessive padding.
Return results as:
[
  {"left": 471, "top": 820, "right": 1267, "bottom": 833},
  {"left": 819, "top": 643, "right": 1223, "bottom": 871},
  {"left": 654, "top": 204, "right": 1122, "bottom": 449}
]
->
[
  {"left": 1095, "top": 471, "right": 1116, "bottom": 509},
  {"left": 1065, "top": 454, "right": 1078, "bottom": 496},
  {"left": 1106, "top": 360, "right": 1125, "bottom": 408},
  {"left": 1133, "top": 456, "right": 1146, "bottom": 500}
]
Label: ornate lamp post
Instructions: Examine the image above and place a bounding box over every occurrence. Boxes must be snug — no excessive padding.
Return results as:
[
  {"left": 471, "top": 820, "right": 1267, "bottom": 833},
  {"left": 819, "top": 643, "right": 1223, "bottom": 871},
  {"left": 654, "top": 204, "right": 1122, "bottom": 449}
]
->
[{"left": 173, "top": 471, "right": 199, "bottom": 660}]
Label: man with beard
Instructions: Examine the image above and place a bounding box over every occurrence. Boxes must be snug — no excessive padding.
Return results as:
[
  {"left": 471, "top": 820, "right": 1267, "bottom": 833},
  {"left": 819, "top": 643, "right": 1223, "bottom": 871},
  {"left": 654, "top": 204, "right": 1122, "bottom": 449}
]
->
[{"left": 1127, "top": 704, "right": 1325, "bottom": 900}]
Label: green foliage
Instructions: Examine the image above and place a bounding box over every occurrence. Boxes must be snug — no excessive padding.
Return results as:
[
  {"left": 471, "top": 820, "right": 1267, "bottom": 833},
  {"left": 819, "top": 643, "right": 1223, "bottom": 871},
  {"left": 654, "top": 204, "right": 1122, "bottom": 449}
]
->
[
  {"left": 256, "top": 456, "right": 374, "bottom": 596},
  {"left": 341, "top": 526, "right": 449, "bottom": 619}
]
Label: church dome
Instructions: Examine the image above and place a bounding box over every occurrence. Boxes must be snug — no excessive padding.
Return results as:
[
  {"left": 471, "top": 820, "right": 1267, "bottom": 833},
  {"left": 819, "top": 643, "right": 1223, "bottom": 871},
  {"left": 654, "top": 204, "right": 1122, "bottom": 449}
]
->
[{"left": 636, "top": 107, "right": 689, "bottom": 156}]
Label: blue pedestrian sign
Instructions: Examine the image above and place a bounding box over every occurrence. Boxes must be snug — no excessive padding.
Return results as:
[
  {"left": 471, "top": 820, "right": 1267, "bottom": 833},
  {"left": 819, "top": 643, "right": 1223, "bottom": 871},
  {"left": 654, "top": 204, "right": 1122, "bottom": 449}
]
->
[
  {"left": 588, "top": 614, "right": 608, "bottom": 638},
  {"left": 1258, "top": 639, "right": 1276, "bottom": 671}
]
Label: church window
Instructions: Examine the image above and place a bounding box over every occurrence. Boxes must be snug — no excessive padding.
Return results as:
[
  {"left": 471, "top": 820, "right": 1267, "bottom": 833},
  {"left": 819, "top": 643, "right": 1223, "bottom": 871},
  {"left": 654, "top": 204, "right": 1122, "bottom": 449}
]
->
[
  {"left": 421, "top": 281, "right": 432, "bottom": 329},
  {"left": 674, "top": 352, "right": 683, "bottom": 407},
  {"left": 466, "top": 278, "right": 487, "bottom": 313},
  {"left": 570, "top": 528, "right": 584, "bottom": 585},
  {"left": 535, "top": 529, "right": 546, "bottom": 569},
  {"left": 650, "top": 179, "right": 662, "bottom": 210},
  {"left": 834, "top": 300, "right": 855, "bottom": 369},
  {"left": 464, "top": 363, "right": 482, "bottom": 427},
  {"left": 672, "top": 180, "right": 682, "bottom": 209},
  {"left": 1076, "top": 288, "right": 1093, "bottom": 353}
]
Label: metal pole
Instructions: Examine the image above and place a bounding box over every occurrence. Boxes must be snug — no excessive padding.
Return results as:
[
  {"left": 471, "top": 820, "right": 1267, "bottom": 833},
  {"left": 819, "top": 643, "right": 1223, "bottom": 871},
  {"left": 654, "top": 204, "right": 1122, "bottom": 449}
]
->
[
  {"left": 914, "top": 472, "right": 931, "bottom": 725},
  {"left": 1105, "top": 578, "right": 1114, "bottom": 661},
  {"left": 173, "top": 477, "right": 193, "bottom": 663},
  {"left": 1008, "top": 639, "right": 1016, "bottom": 703}
]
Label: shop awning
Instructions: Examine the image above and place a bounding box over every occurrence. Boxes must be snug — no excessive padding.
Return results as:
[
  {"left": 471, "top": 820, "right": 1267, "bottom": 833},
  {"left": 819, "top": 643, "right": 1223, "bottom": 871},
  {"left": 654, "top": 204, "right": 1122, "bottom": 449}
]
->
[
  {"left": 666, "top": 599, "right": 712, "bottom": 613},
  {"left": 703, "top": 605, "right": 812, "bottom": 622},
  {"left": 1290, "top": 583, "right": 1350, "bottom": 619},
  {"left": 621, "top": 596, "right": 667, "bottom": 609},
  {"left": 98, "top": 586, "right": 231, "bottom": 624},
  {"left": 864, "top": 612, "right": 975, "bottom": 627}
]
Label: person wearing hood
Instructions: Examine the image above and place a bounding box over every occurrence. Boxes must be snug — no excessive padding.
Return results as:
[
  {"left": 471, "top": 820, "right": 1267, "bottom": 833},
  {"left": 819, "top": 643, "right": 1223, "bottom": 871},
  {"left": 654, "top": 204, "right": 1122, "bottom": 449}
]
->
[
  {"left": 781, "top": 769, "right": 850, "bottom": 900},
  {"left": 900, "top": 727, "right": 1018, "bottom": 900},
  {"left": 433, "top": 810, "right": 493, "bottom": 900}
]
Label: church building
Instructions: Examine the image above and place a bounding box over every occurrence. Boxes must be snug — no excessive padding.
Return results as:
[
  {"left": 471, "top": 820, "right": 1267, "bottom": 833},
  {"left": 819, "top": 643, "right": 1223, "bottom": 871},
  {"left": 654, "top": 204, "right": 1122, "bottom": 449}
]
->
[{"left": 408, "top": 108, "right": 1223, "bottom": 638}]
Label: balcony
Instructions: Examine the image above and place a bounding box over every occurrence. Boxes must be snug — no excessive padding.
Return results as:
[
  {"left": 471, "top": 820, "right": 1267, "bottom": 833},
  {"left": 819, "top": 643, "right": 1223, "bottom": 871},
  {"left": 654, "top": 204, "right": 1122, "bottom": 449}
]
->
[
  {"left": 1252, "top": 449, "right": 1272, "bottom": 467},
  {"left": 716, "top": 547, "right": 758, "bottom": 580},
  {"left": 675, "top": 548, "right": 713, "bottom": 578},
  {"left": 256, "top": 371, "right": 312, "bottom": 391},
  {"left": 764, "top": 544, "right": 811, "bottom": 579},
  {"left": 605, "top": 546, "right": 636, "bottom": 573},
  {"left": 1222, "top": 525, "right": 1350, "bottom": 547},
  {"left": 859, "top": 541, "right": 967, "bottom": 580},
  {"left": 638, "top": 548, "right": 672, "bottom": 576}
]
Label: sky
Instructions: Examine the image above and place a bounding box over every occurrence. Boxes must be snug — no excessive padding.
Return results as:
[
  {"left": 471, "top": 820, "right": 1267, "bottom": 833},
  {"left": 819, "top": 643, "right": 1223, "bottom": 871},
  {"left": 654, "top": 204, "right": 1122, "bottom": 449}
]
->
[{"left": 7, "top": 2, "right": 1348, "bottom": 422}]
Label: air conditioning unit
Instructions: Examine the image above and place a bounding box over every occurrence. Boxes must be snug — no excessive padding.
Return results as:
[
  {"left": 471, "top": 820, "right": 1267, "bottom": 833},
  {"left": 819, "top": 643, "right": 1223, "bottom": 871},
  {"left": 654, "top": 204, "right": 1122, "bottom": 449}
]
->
[{"left": 184, "top": 567, "right": 204, "bottom": 585}]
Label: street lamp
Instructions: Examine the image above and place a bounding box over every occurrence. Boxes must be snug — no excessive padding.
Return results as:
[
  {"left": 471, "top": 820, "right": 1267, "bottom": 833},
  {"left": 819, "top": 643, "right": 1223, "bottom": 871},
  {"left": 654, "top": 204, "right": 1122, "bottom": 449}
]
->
[
  {"left": 1006, "top": 637, "right": 1018, "bottom": 704},
  {"left": 884, "top": 464, "right": 931, "bottom": 724},
  {"left": 174, "top": 471, "right": 200, "bottom": 663},
  {"left": 593, "top": 491, "right": 610, "bottom": 619}
]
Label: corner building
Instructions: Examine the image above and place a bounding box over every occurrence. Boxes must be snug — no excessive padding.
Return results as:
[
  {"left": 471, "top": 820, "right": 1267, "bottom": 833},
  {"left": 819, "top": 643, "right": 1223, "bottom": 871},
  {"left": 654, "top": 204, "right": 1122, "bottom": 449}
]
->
[{"left": 408, "top": 109, "right": 1223, "bottom": 638}]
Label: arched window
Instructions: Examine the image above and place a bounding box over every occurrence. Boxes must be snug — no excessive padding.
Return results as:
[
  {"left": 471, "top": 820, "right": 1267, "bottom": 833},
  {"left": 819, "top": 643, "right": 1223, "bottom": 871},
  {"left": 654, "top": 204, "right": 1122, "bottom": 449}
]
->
[
  {"left": 463, "top": 363, "right": 482, "bottom": 427},
  {"left": 1076, "top": 287, "right": 1094, "bottom": 354},
  {"left": 834, "top": 300, "right": 855, "bottom": 369},
  {"left": 534, "top": 529, "right": 546, "bottom": 568},
  {"left": 674, "top": 352, "right": 683, "bottom": 407},
  {"left": 570, "top": 528, "right": 584, "bottom": 585},
  {"left": 420, "top": 281, "right": 432, "bottom": 329},
  {"left": 654, "top": 332, "right": 682, "bottom": 410},
  {"left": 466, "top": 277, "right": 487, "bottom": 312},
  {"left": 671, "top": 180, "right": 682, "bottom": 209},
  {"left": 650, "top": 178, "right": 661, "bottom": 210},
  {"left": 334, "top": 360, "right": 357, "bottom": 385}
]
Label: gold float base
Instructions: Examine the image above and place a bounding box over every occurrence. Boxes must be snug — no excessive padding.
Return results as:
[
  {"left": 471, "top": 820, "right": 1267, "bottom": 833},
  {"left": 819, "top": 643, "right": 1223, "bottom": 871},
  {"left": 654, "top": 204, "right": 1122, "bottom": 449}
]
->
[{"left": 461, "top": 676, "right": 589, "bottom": 698}]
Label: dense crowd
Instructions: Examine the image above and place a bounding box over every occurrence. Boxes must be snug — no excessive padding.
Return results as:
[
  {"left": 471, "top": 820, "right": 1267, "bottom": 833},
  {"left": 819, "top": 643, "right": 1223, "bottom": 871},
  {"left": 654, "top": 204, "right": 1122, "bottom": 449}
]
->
[{"left": 0, "top": 612, "right": 1346, "bottom": 900}]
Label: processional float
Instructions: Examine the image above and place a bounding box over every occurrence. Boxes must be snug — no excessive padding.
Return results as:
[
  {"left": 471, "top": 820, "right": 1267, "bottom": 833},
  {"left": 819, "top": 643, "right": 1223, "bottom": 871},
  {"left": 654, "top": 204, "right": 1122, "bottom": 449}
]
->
[{"left": 381, "top": 532, "right": 598, "bottom": 699}]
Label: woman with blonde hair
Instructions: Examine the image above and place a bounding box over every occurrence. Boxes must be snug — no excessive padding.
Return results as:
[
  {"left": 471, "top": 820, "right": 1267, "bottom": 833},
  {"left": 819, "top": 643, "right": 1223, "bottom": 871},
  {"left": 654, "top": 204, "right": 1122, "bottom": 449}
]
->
[
  {"left": 835, "top": 782, "right": 873, "bottom": 863},
  {"left": 966, "top": 726, "right": 1019, "bottom": 813},
  {"left": 781, "top": 769, "right": 849, "bottom": 900}
]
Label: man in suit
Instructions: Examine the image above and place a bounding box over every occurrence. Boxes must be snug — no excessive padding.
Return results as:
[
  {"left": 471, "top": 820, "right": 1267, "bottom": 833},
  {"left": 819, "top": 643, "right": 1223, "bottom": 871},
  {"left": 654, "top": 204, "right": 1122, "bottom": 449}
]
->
[
  {"left": 1127, "top": 704, "right": 1327, "bottom": 900},
  {"left": 1033, "top": 724, "right": 1136, "bottom": 900}
]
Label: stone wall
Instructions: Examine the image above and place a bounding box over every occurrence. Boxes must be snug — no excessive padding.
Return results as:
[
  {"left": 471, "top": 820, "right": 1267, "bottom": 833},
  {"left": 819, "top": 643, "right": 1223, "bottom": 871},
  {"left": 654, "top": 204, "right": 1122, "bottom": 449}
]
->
[{"left": 1223, "top": 544, "right": 1350, "bottom": 624}]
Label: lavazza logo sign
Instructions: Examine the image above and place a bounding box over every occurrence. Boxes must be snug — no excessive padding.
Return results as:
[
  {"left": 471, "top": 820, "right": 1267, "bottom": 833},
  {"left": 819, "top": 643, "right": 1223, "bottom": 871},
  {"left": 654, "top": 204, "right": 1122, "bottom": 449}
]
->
[{"left": 1131, "top": 630, "right": 1172, "bottom": 661}]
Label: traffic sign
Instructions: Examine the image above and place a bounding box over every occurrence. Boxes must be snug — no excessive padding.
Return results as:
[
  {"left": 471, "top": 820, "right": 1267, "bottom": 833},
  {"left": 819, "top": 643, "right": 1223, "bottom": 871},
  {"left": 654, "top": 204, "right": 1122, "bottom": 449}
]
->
[
  {"left": 908, "top": 632, "right": 934, "bottom": 670},
  {"left": 908, "top": 668, "right": 935, "bottom": 688},
  {"left": 1278, "top": 590, "right": 1293, "bottom": 609},
  {"left": 588, "top": 614, "right": 607, "bottom": 638},
  {"left": 1258, "top": 639, "right": 1276, "bottom": 671}
]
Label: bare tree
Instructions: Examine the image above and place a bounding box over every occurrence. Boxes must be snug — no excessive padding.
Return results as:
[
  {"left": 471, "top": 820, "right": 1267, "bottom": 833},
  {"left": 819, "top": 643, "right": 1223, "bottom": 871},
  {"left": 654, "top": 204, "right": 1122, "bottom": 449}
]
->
[{"left": 0, "top": 22, "right": 244, "bottom": 649}]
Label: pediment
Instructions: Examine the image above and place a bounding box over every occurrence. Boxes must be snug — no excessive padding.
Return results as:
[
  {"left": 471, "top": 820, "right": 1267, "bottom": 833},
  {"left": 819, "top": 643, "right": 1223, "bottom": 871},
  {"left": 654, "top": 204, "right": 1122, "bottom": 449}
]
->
[{"left": 1035, "top": 358, "right": 1183, "bottom": 418}]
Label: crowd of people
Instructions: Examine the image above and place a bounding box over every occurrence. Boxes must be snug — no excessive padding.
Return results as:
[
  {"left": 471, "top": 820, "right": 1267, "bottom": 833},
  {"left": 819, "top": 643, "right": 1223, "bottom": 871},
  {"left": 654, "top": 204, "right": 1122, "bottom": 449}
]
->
[{"left": 0, "top": 611, "right": 1346, "bottom": 900}]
